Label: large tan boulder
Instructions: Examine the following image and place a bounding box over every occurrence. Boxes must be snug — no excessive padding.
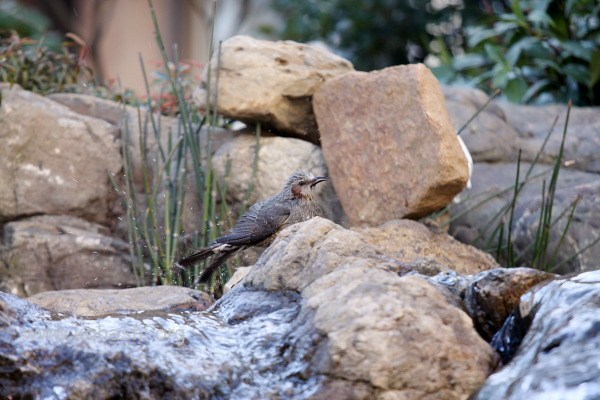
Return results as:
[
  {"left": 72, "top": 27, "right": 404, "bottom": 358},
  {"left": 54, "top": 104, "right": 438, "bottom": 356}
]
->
[
  {"left": 243, "top": 217, "right": 499, "bottom": 399},
  {"left": 193, "top": 35, "right": 354, "bottom": 143},
  {"left": 0, "top": 85, "right": 122, "bottom": 225},
  {"left": 314, "top": 64, "right": 469, "bottom": 225},
  {"left": 0, "top": 215, "right": 137, "bottom": 297}
]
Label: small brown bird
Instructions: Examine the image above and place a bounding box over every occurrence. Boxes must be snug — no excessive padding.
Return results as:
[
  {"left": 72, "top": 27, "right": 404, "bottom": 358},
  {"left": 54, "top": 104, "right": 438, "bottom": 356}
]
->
[{"left": 176, "top": 170, "right": 327, "bottom": 283}]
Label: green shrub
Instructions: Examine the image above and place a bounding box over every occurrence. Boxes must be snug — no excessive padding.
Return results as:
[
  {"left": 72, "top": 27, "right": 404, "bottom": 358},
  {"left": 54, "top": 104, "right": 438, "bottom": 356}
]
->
[
  {"left": 272, "top": 0, "right": 600, "bottom": 105},
  {"left": 434, "top": 0, "right": 600, "bottom": 105},
  {"left": 270, "top": 0, "right": 469, "bottom": 71}
]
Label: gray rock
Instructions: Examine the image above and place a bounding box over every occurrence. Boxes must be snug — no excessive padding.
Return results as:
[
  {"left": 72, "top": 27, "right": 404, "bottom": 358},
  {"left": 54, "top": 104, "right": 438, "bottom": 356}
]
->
[
  {"left": 212, "top": 132, "right": 346, "bottom": 224},
  {"left": 449, "top": 162, "right": 600, "bottom": 274},
  {"left": 314, "top": 64, "right": 469, "bottom": 225},
  {"left": 193, "top": 35, "right": 354, "bottom": 143},
  {"left": 444, "top": 86, "right": 600, "bottom": 173},
  {"left": 474, "top": 269, "right": 600, "bottom": 399},
  {"left": 28, "top": 285, "right": 214, "bottom": 317},
  {"left": 0, "top": 215, "right": 137, "bottom": 296},
  {"left": 0, "top": 84, "right": 122, "bottom": 225}
]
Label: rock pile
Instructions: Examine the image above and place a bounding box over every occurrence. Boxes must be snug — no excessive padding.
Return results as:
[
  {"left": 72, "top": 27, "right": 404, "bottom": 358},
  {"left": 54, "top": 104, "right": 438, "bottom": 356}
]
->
[
  {"left": 1, "top": 33, "right": 600, "bottom": 399},
  {"left": 0, "top": 85, "right": 136, "bottom": 296}
]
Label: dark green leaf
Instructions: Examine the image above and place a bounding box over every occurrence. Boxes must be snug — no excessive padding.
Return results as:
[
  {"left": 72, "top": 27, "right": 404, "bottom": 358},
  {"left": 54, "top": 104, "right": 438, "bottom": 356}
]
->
[
  {"left": 561, "top": 41, "right": 592, "bottom": 61},
  {"left": 506, "top": 37, "right": 539, "bottom": 67},
  {"left": 510, "top": 0, "right": 525, "bottom": 24},
  {"left": 431, "top": 64, "right": 455, "bottom": 83},
  {"left": 504, "top": 77, "right": 527, "bottom": 102},
  {"left": 523, "top": 41, "right": 553, "bottom": 59},
  {"left": 536, "top": 58, "right": 562, "bottom": 72},
  {"left": 485, "top": 44, "right": 507, "bottom": 66},
  {"left": 590, "top": 49, "right": 600, "bottom": 87},
  {"left": 493, "top": 21, "right": 520, "bottom": 35},
  {"left": 492, "top": 67, "right": 509, "bottom": 88},
  {"left": 528, "top": 9, "right": 552, "bottom": 26},
  {"left": 522, "top": 79, "right": 552, "bottom": 103},
  {"left": 563, "top": 63, "right": 589, "bottom": 84},
  {"left": 466, "top": 26, "right": 499, "bottom": 48},
  {"left": 452, "top": 54, "right": 489, "bottom": 71}
]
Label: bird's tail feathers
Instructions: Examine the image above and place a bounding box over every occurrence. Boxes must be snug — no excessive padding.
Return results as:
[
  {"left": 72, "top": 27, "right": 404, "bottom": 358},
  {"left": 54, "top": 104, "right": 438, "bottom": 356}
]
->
[
  {"left": 196, "top": 248, "right": 240, "bottom": 283},
  {"left": 175, "top": 247, "right": 216, "bottom": 270},
  {"left": 175, "top": 243, "right": 245, "bottom": 284}
]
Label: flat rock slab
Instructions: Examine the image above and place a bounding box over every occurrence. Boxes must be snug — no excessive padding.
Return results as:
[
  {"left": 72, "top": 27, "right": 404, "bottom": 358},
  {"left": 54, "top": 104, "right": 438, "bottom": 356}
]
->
[
  {"left": 0, "top": 84, "right": 122, "bottom": 225},
  {"left": 193, "top": 35, "right": 354, "bottom": 143},
  {"left": 314, "top": 64, "right": 469, "bottom": 225},
  {"left": 28, "top": 286, "right": 214, "bottom": 317}
]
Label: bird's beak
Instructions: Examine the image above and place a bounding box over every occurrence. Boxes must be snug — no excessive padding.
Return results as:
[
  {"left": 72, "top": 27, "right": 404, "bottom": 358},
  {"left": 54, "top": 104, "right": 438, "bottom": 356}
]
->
[{"left": 310, "top": 176, "right": 328, "bottom": 187}]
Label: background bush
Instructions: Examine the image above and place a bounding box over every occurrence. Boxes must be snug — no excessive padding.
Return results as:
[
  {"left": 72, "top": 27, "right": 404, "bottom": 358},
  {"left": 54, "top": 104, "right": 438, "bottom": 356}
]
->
[{"left": 272, "top": 0, "right": 600, "bottom": 105}]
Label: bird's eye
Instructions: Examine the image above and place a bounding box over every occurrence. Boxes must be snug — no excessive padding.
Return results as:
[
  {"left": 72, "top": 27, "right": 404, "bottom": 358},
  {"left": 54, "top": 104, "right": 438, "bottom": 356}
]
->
[{"left": 298, "top": 180, "right": 307, "bottom": 185}]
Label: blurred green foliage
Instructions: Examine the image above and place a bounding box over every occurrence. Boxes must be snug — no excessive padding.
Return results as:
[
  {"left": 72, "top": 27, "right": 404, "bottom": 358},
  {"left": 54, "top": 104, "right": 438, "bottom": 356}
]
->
[
  {"left": 0, "top": 0, "right": 61, "bottom": 49},
  {"left": 435, "top": 0, "right": 600, "bottom": 105},
  {"left": 271, "top": 0, "right": 471, "bottom": 70},
  {"left": 0, "top": 30, "right": 92, "bottom": 94},
  {"left": 272, "top": 0, "right": 600, "bottom": 105}
]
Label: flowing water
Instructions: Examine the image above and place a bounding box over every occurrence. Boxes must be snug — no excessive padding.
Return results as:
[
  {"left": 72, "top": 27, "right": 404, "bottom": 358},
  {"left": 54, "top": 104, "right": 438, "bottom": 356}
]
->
[{"left": 0, "top": 288, "right": 324, "bottom": 399}]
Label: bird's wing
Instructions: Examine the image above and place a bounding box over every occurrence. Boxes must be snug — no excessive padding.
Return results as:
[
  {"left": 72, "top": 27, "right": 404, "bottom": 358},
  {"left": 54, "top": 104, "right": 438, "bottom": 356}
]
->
[{"left": 216, "top": 199, "right": 291, "bottom": 246}]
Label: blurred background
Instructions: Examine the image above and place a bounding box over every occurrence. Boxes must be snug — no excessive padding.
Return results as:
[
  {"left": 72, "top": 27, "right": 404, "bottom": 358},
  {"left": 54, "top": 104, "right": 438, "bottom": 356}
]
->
[{"left": 1, "top": 0, "right": 599, "bottom": 105}]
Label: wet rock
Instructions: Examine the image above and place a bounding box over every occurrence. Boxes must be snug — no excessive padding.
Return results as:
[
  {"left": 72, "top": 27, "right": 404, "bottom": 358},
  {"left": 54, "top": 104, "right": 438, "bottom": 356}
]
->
[
  {"left": 0, "top": 215, "right": 137, "bottom": 297},
  {"left": 356, "top": 219, "right": 499, "bottom": 275},
  {"left": 28, "top": 286, "right": 214, "bottom": 317},
  {"left": 474, "top": 270, "right": 600, "bottom": 399},
  {"left": 450, "top": 162, "right": 600, "bottom": 274},
  {"left": 212, "top": 133, "right": 346, "bottom": 224},
  {"left": 314, "top": 64, "right": 469, "bottom": 225},
  {"left": 0, "top": 288, "right": 316, "bottom": 399},
  {"left": 0, "top": 217, "right": 498, "bottom": 399},
  {"left": 224, "top": 266, "right": 251, "bottom": 293},
  {"left": 444, "top": 86, "right": 600, "bottom": 173},
  {"left": 431, "top": 268, "right": 555, "bottom": 341},
  {"left": 0, "top": 84, "right": 122, "bottom": 225},
  {"left": 193, "top": 35, "right": 354, "bottom": 143}
]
